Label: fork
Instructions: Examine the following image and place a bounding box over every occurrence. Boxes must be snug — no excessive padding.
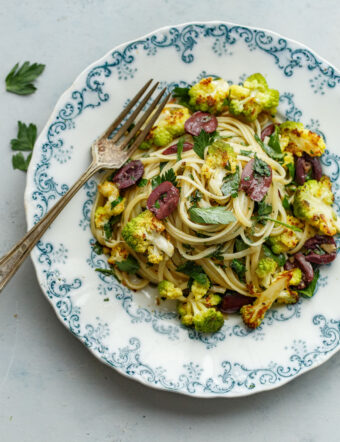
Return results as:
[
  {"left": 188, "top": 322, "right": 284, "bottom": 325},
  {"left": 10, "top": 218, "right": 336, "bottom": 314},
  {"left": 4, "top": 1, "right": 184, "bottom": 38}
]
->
[{"left": 0, "top": 79, "right": 169, "bottom": 292}]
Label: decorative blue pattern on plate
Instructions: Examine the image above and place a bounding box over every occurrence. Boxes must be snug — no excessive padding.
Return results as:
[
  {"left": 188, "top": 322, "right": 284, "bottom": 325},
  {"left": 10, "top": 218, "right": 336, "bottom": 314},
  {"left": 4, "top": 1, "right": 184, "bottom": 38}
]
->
[{"left": 25, "top": 22, "right": 340, "bottom": 397}]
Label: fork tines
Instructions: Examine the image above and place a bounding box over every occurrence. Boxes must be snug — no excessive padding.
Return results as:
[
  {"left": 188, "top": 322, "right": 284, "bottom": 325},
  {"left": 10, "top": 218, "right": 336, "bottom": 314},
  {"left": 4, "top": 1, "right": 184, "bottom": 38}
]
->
[{"left": 100, "top": 79, "right": 170, "bottom": 155}]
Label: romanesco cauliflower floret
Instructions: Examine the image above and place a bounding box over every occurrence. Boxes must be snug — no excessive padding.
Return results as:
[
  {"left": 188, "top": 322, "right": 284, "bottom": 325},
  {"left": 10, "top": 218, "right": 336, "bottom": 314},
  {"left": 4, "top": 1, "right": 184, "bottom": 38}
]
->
[
  {"left": 107, "top": 244, "right": 129, "bottom": 266},
  {"left": 279, "top": 121, "right": 326, "bottom": 157},
  {"left": 121, "top": 210, "right": 174, "bottom": 264},
  {"left": 293, "top": 176, "right": 340, "bottom": 236},
  {"left": 191, "top": 279, "right": 210, "bottom": 300},
  {"left": 240, "top": 269, "right": 300, "bottom": 328},
  {"left": 201, "top": 140, "right": 237, "bottom": 195},
  {"left": 267, "top": 215, "right": 304, "bottom": 254},
  {"left": 255, "top": 257, "right": 278, "bottom": 288},
  {"left": 94, "top": 181, "right": 125, "bottom": 228},
  {"left": 139, "top": 106, "right": 191, "bottom": 149},
  {"left": 188, "top": 77, "right": 229, "bottom": 114},
  {"left": 158, "top": 280, "right": 183, "bottom": 300},
  {"left": 228, "top": 73, "right": 279, "bottom": 122},
  {"left": 275, "top": 268, "right": 302, "bottom": 304},
  {"left": 177, "top": 295, "right": 224, "bottom": 333}
]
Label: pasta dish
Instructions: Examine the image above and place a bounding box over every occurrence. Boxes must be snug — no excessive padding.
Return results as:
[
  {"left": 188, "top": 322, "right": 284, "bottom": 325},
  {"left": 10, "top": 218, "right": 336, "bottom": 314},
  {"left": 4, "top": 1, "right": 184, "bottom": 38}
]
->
[{"left": 90, "top": 74, "right": 339, "bottom": 333}]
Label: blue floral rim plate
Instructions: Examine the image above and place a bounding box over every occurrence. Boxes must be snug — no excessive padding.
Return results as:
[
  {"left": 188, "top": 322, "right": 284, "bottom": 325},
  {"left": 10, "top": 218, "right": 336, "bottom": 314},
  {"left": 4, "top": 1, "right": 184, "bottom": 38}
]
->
[{"left": 25, "top": 22, "right": 340, "bottom": 398}]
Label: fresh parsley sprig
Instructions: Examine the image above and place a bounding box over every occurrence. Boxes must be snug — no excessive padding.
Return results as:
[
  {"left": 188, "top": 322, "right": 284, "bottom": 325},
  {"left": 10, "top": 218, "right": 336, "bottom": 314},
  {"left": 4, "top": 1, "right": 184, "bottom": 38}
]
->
[
  {"left": 11, "top": 121, "right": 37, "bottom": 171},
  {"left": 6, "top": 61, "right": 45, "bottom": 95},
  {"left": 193, "top": 130, "right": 218, "bottom": 159},
  {"left": 151, "top": 168, "right": 177, "bottom": 189}
]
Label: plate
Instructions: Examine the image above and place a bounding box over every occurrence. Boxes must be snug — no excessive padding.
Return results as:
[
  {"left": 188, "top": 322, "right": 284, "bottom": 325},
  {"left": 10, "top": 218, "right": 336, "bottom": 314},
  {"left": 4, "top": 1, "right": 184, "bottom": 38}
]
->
[{"left": 25, "top": 21, "right": 340, "bottom": 397}]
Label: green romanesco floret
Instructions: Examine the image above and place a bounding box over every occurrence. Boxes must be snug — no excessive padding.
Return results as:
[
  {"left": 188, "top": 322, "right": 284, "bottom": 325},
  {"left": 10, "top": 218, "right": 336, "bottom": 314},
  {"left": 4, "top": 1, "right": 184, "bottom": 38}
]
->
[
  {"left": 188, "top": 77, "right": 229, "bottom": 114},
  {"left": 121, "top": 210, "right": 174, "bottom": 264},
  {"left": 275, "top": 268, "right": 302, "bottom": 304},
  {"left": 94, "top": 181, "right": 125, "bottom": 228},
  {"left": 267, "top": 215, "right": 304, "bottom": 254},
  {"left": 228, "top": 73, "right": 279, "bottom": 122},
  {"left": 158, "top": 280, "right": 183, "bottom": 300},
  {"left": 107, "top": 244, "right": 129, "bottom": 266},
  {"left": 293, "top": 176, "right": 340, "bottom": 236},
  {"left": 255, "top": 257, "right": 278, "bottom": 288},
  {"left": 204, "top": 294, "right": 222, "bottom": 307},
  {"left": 279, "top": 121, "right": 326, "bottom": 157},
  {"left": 139, "top": 106, "right": 191, "bottom": 149},
  {"left": 201, "top": 140, "right": 237, "bottom": 195},
  {"left": 191, "top": 278, "right": 210, "bottom": 300},
  {"left": 241, "top": 269, "right": 300, "bottom": 328},
  {"left": 177, "top": 294, "right": 224, "bottom": 333}
]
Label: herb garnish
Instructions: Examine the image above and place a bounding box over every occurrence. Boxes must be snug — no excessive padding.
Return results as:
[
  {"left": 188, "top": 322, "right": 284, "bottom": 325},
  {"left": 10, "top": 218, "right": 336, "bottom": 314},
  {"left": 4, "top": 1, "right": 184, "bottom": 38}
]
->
[
  {"left": 253, "top": 154, "right": 271, "bottom": 178},
  {"left": 95, "top": 267, "right": 119, "bottom": 281},
  {"left": 254, "top": 129, "right": 284, "bottom": 161},
  {"left": 177, "top": 137, "right": 184, "bottom": 162},
  {"left": 193, "top": 130, "right": 218, "bottom": 159},
  {"left": 221, "top": 166, "right": 240, "bottom": 198},
  {"left": 137, "top": 178, "right": 148, "bottom": 187},
  {"left": 103, "top": 215, "right": 120, "bottom": 239},
  {"left": 111, "top": 196, "right": 123, "bottom": 209},
  {"left": 116, "top": 255, "right": 140, "bottom": 273},
  {"left": 176, "top": 261, "right": 210, "bottom": 286},
  {"left": 6, "top": 61, "right": 45, "bottom": 95},
  {"left": 151, "top": 168, "right": 177, "bottom": 189},
  {"left": 11, "top": 121, "right": 37, "bottom": 171},
  {"left": 188, "top": 206, "right": 236, "bottom": 225},
  {"left": 231, "top": 259, "right": 246, "bottom": 281},
  {"left": 298, "top": 269, "right": 320, "bottom": 298}
]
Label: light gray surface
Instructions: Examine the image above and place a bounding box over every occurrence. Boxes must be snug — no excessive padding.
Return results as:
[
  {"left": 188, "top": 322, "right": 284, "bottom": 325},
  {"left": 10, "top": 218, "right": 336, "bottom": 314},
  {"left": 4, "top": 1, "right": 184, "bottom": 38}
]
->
[{"left": 0, "top": 0, "right": 339, "bottom": 440}]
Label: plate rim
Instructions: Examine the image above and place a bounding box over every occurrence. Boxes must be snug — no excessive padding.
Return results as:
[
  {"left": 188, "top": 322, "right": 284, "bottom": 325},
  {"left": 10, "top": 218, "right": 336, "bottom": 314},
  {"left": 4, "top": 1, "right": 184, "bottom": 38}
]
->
[{"left": 24, "top": 20, "right": 340, "bottom": 398}]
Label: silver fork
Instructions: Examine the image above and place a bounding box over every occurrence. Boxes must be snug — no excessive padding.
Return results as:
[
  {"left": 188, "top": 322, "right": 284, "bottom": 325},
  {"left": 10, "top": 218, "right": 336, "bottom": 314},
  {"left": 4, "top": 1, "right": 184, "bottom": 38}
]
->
[{"left": 0, "top": 79, "right": 170, "bottom": 292}]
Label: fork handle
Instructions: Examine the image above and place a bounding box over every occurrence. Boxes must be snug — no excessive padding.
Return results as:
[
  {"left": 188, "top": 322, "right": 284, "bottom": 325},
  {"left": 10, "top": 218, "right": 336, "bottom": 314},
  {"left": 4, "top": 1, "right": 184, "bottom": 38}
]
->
[{"left": 0, "top": 162, "right": 99, "bottom": 292}]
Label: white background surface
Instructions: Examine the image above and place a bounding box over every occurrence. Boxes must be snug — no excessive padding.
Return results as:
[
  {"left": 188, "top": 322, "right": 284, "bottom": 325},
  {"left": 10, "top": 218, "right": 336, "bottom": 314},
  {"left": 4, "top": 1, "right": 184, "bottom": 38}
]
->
[{"left": 0, "top": 1, "right": 340, "bottom": 441}]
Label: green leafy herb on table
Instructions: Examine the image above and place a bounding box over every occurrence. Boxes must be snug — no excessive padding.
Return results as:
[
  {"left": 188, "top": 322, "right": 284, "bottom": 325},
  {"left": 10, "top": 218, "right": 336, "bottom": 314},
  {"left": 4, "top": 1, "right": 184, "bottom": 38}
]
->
[
  {"left": 11, "top": 121, "right": 37, "bottom": 171},
  {"left": 6, "top": 61, "right": 45, "bottom": 95}
]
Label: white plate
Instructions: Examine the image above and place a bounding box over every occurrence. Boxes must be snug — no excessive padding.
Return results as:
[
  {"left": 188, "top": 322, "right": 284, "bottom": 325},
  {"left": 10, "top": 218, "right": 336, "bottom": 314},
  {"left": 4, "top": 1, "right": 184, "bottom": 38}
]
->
[{"left": 25, "top": 21, "right": 340, "bottom": 397}]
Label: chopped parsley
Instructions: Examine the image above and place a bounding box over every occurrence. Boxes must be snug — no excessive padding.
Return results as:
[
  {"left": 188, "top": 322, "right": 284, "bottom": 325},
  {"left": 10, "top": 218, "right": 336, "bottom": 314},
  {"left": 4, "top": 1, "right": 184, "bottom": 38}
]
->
[
  {"left": 92, "top": 241, "right": 103, "bottom": 255},
  {"left": 116, "top": 255, "right": 140, "bottom": 273},
  {"left": 176, "top": 262, "right": 210, "bottom": 286},
  {"left": 177, "top": 137, "right": 184, "bottom": 162},
  {"left": 111, "top": 196, "right": 123, "bottom": 209},
  {"left": 193, "top": 130, "right": 218, "bottom": 159},
  {"left": 137, "top": 178, "right": 148, "bottom": 187},
  {"left": 221, "top": 166, "right": 240, "bottom": 198},
  {"left": 103, "top": 215, "right": 120, "bottom": 239},
  {"left": 151, "top": 167, "right": 177, "bottom": 189},
  {"left": 253, "top": 154, "right": 271, "bottom": 178}
]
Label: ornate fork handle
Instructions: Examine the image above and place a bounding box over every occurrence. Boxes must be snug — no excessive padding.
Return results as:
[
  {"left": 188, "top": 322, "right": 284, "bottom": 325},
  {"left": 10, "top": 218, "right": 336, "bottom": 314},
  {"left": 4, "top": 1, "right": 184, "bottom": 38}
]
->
[
  {"left": 0, "top": 80, "right": 169, "bottom": 293},
  {"left": 0, "top": 163, "right": 99, "bottom": 291}
]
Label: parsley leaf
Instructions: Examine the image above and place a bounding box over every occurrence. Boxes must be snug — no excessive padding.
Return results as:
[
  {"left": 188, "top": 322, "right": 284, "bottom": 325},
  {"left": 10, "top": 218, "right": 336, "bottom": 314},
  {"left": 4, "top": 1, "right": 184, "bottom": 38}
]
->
[
  {"left": 208, "top": 244, "right": 225, "bottom": 261},
  {"left": 177, "top": 137, "right": 184, "bottom": 162},
  {"left": 6, "top": 61, "right": 45, "bottom": 95},
  {"left": 95, "top": 267, "right": 119, "bottom": 281},
  {"left": 159, "top": 162, "right": 168, "bottom": 172},
  {"left": 12, "top": 152, "right": 32, "bottom": 172},
  {"left": 282, "top": 196, "right": 291, "bottom": 211},
  {"left": 231, "top": 259, "right": 246, "bottom": 281},
  {"left": 172, "top": 86, "right": 192, "bottom": 108},
  {"left": 10, "top": 121, "right": 37, "bottom": 171},
  {"left": 254, "top": 132, "right": 283, "bottom": 161},
  {"left": 116, "top": 255, "right": 140, "bottom": 273},
  {"left": 189, "top": 190, "right": 203, "bottom": 205},
  {"left": 137, "top": 178, "right": 148, "bottom": 187},
  {"left": 103, "top": 215, "right": 120, "bottom": 239},
  {"left": 235, "top": 237, "right": 249, "bottom": 252},
  {"left": 287, "top": 162, "right": 295, "bottom": 178},
  {"left": 189, "top": 206, "right": 236, "bottom": 225},
  {"left": 151, "top": 168, "right": 177, "bottom": 189},
  {"left": 193, "top": 130, "right": 218, "bottom": 159},
  {"left": 111, "top": 196, "right": 123, "bottom": 209},
  {"left": 298, "top": 269, "right": 320, "bottom": 298},
  {"left": 221, "top": 166, "right": 240, "bottom": 198},
  {"left": 11, "top": 121, "right": 37, "bottom": 151},
  {"left": 92, "top": 241, "right": 103, "bottom": 255},
  {"left": 253, "top": 154, "right": 271, "bottom": 178},
  {"left": 263, "top": 244, "right": 286, "bottom": 267},
  {"left": 257, "top": 200, "right": 272, "bottom": 217},
  {"left": 176, "top": 262, "right": 210, "bottom": 286},
  {"left": 240, "top": 149, "right": 253, "bottom": 157}
]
